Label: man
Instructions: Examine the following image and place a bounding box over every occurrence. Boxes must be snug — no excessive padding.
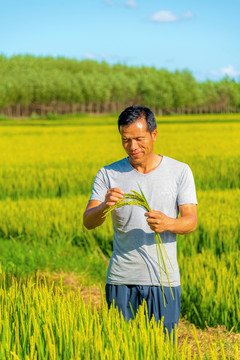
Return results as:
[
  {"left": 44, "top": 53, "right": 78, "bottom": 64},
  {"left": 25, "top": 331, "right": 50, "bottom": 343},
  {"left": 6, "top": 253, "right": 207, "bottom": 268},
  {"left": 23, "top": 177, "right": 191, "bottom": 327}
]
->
[{"left": 83, "top": 105, "right": 198, "bottom": 341}]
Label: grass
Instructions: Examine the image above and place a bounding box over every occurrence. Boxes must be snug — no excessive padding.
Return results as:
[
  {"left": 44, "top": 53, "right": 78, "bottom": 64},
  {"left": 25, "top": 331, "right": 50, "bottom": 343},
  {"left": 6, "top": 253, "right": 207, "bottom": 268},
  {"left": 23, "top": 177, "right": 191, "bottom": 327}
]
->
[{"left": 0, "top": 238, "right": 107, "bottom": 288}]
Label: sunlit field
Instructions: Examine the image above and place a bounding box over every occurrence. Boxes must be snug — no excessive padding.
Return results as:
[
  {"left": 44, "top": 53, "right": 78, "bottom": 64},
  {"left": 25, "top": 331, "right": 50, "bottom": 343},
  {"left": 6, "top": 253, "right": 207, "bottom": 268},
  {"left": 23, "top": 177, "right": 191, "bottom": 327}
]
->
[{"left": 0, "top": 113, "right": 239, "bottom": 358}]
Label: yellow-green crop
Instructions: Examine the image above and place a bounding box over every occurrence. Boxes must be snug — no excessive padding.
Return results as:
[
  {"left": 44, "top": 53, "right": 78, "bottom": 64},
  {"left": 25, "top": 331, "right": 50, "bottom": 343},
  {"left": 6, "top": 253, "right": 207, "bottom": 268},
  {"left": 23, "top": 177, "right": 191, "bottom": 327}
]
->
[
  {"left": 0, "top": 113, "right": 240, "bottom": 354},
  {"left": 0, "top": 269, "right": 238, "bottom": 359}
]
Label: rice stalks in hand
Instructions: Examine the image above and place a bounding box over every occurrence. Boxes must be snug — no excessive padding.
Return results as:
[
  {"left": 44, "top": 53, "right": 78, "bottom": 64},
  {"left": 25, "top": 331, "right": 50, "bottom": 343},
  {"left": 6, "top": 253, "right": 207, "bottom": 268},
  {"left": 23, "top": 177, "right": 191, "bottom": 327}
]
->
[{"left": 103, "top": 185, "right": 174, "bottom": 306}]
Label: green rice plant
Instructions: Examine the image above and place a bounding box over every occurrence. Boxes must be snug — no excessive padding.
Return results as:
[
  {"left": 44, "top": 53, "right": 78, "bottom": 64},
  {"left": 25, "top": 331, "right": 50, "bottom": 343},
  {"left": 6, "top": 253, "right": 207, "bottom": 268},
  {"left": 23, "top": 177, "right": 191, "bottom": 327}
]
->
[
  {"left": 179, "top": 249, "right": 240, "bottom": 332},
  {"left": 0, "top": 119, "right": 240, "bottom": 201},
  {"left": 0, "top": 269, "right": 238, "bottom": 359},
  {"left": 103, "top": 185, "right": 174, "bottom": 306},
  {"left": 1, "top": 115, "right": 240, "bottom": 334}
]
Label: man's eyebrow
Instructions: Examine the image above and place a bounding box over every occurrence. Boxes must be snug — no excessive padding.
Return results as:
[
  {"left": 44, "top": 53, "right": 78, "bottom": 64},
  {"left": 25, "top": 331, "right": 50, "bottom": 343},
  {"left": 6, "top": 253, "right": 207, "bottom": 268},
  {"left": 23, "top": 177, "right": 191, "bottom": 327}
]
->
[{"left": 122, "top": 136, "right": 145, "bottom": 139}]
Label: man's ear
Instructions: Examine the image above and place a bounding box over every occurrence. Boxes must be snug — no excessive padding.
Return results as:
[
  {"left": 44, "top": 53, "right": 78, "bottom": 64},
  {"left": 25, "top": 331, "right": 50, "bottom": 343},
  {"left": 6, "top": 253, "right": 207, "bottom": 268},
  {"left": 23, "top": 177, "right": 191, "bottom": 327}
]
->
[{"left": 152, "top": 129, "right": 158, "bottom": 142}]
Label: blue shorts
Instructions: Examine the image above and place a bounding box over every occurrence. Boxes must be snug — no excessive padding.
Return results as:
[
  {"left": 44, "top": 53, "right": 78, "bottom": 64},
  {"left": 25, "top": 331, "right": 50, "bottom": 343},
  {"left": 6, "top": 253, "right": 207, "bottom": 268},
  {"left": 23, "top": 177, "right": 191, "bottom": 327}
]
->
[{"left": 106, "top": 284, "right": 181, "bottom": 341}]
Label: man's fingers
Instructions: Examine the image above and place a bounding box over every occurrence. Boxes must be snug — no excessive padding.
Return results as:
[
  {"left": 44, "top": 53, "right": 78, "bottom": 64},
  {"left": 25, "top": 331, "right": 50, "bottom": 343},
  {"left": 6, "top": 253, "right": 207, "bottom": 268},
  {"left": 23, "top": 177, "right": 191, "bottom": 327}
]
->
[
  {"left": 107, "top": 195, "right": 123, "bottom": 202},
  {"left": 105, "top": 188, "right": 125, "bottom": 207},
  {"left": 113, "top": 187, "right": 125, "bottom": 194},
  {"left": 146, "top": 218, "right": 158, "bottom": 224},
  {"left": 145, "top": 212, "right": 150, "bottom": 217},
  {"left": 106, "top": 189, "right": 124, "bottom": 201},
  {"left": 144, "top": 211, "right": 156, "bottom": 218},
  {"left": 108, "top": 188, "right": 124, "bottom": 195},
  {"left": 107, "top": 192, "right": 124, "bottom": 201},
  {"left": 106, "top": 201, "right": 118, "bottom": 207},
  {"left": 145, "top": 210, "right": 163, "bottom": 217}
]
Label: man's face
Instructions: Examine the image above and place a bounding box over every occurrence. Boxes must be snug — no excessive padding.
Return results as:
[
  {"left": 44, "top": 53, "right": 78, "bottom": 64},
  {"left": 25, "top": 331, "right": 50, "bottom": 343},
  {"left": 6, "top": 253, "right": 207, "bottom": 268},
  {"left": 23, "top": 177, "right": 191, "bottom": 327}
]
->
[{"left": 120, "top": 117, "right": 157, "bottom": 166}]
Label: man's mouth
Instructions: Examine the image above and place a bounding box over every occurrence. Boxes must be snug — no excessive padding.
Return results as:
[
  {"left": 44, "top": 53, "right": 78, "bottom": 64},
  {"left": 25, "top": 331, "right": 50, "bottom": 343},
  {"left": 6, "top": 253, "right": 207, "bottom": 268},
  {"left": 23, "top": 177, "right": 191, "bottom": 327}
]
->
[{"left": 131, "top": 152, "right": 142, "bottom": 157}]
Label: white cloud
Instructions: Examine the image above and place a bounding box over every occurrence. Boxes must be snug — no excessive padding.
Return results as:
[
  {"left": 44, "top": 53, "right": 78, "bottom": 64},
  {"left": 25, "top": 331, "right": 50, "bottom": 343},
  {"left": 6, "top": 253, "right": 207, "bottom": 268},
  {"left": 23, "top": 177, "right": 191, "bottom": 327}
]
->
[
  {"left": 149, "top": 10, "right": 178, "bottom": 23},
  {"left": 124, "top": 0, "right": 138, "bottom": 8},
  {"left": 85, "top": 53, "right": 96, "bottom": 60},
  {"left": 85, "top": 52, "right": 111, "bottom": 61},
  {"left": 184, "top": 10, "right": 194, "bottom": 19},
  {"left": 200, "top": 66, "right": 240, "bottom": 80},
  {"left": 84, "top": 52, "right": 125, "bottom": 63},
  {"left": 101, "top": 53, "right": 112, "bottom": 61},
  {"left": 221, "top": 65, "right": 240, "bottom": 77}
]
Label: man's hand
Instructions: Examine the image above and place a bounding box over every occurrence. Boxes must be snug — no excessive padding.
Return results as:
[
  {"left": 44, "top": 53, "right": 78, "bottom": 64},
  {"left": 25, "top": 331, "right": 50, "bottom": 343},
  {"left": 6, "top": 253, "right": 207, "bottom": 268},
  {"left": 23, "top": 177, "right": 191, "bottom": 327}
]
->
[
  {"left": 145, "top": 204, "right": 197, "bottom": 234},
  {"left": 104, "top": 188, "right": 125, "bottom": 208},
  {"left": 83, "top": 188, "right": 124, "bottom": 230},
  {"left": 144, "top": 210, "right": 171, "bottom": 233}
]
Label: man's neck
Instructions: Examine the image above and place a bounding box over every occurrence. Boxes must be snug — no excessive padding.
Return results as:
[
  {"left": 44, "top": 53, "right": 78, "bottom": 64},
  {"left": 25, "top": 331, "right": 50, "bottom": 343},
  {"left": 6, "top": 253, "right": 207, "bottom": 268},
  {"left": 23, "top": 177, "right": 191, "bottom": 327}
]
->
[{"left": 129, "top": 153, "right": 162, "bottom": 174}]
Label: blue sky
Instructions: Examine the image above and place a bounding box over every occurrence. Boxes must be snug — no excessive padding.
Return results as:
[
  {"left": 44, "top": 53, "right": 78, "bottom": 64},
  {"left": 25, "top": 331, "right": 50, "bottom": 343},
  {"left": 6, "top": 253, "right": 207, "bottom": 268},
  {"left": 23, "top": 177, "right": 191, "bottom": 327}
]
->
[{"left": 1, "top": 0, "right": 239, "bottom": 81}]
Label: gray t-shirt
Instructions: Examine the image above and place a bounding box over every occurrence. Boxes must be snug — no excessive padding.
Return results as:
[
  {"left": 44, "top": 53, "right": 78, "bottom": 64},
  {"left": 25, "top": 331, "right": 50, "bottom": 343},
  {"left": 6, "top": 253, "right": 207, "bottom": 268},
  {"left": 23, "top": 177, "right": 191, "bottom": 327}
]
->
[{"left": 89, "top": 155, "right": 198, "bottom": 287}]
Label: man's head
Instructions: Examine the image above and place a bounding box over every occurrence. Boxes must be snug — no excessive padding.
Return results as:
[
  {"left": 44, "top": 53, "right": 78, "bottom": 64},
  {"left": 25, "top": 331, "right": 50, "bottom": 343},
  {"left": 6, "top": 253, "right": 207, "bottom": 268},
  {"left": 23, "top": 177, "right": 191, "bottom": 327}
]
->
[
  {"left": 118, "top": 105, "right": 157, "bottom": 133},
  {"left": 118, "top": 105, "right": 158, "bottom": 167}
]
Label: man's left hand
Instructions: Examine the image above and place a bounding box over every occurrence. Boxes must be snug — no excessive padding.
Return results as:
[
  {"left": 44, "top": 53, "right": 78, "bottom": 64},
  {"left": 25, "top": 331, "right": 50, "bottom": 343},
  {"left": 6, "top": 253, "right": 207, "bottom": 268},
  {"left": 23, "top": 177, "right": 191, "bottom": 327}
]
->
[
  {"left": 145, "top": 204, "right": 197, "bottom": 234},
  {"left": 144, "top": 210, "right": 171, "bottom": 233}
]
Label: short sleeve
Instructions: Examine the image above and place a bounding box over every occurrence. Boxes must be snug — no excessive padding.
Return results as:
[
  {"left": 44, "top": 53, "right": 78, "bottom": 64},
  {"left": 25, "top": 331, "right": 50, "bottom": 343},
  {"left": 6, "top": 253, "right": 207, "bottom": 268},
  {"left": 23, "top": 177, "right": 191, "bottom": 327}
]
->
[
  {"left": 89, "top": 167, "right": 109, "bottom": 202},
  {"left": 177, "top": 165, "right": 198, "bottom": 206}
]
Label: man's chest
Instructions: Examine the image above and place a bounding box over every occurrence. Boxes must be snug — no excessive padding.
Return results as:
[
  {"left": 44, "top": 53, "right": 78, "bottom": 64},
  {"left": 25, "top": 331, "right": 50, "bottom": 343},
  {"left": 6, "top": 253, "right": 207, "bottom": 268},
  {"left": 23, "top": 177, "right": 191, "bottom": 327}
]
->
[{"left": 108, "top": 172, "right": 179, "bottom": 219}]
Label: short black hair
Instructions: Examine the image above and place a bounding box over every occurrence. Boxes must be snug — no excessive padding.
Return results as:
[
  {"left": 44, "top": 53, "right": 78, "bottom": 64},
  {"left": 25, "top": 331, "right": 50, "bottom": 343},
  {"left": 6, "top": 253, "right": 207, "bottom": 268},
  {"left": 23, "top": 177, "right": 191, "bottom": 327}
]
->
[{"left": 118, "top": 105, "right": 157, "bottom": 133}]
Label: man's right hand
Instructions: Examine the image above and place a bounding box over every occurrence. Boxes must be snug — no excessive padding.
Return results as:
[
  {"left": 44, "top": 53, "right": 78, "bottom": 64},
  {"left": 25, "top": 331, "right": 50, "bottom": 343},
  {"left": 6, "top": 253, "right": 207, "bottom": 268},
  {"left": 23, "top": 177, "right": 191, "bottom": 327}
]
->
[
  {"left": 104, "top": 188, "right": 125, "bottom": 208},
  {"left": 83, "top": 188, "right": 124, "bottom": 230}
]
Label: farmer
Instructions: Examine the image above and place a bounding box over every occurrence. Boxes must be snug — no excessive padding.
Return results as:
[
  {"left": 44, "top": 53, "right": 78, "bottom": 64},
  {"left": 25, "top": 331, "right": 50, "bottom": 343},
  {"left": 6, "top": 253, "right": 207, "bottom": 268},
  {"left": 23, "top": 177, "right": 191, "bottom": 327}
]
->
[{"left": 83, "top": 105, "right": 198, "bottom": 341}]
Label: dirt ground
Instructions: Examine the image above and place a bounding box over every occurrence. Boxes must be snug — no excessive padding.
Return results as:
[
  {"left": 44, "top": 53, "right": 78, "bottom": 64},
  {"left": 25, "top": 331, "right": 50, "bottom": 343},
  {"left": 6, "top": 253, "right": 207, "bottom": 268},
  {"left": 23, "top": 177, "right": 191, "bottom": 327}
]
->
[{"left": 38, "top": 270, "right": 240, "bottom": 359}]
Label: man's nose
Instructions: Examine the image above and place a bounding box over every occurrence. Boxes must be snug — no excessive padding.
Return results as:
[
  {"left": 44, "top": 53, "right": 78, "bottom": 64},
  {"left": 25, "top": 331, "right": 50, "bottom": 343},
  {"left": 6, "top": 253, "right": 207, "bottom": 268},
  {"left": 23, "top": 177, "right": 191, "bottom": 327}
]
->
[{"left": 130, "top": 140, "right": 138, "bottom": 150}]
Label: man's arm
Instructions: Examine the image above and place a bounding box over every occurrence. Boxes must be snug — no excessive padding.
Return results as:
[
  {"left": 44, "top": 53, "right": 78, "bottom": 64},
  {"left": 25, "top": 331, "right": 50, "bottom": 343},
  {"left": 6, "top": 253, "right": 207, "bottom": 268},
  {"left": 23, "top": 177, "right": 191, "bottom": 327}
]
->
[
  {"left": 83, "top": 188, "right": 124, "bottom": 230},
  {"left": 83, "top": 200, "right": 107, "bottom": 230},
  {"left": 145, "top": 203, "right": 197, "bottom": 234}
]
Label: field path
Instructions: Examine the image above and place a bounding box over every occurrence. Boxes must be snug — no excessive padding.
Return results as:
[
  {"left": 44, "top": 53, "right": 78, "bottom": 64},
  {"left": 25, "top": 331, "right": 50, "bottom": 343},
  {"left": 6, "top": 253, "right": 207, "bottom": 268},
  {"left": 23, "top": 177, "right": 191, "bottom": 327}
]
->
[{"left": 39, "top": 270, "right": 240, "bottom": 358}]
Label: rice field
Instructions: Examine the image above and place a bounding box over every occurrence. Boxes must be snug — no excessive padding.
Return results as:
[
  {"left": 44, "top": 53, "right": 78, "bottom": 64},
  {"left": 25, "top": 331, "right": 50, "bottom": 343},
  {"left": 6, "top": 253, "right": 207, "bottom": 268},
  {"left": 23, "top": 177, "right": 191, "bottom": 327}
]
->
[
  {"left": 0, "top": 113, "right": 240, "bottom": 358},
  {"left": 0, "top": 269, "right": 239, "bottom": 360}
]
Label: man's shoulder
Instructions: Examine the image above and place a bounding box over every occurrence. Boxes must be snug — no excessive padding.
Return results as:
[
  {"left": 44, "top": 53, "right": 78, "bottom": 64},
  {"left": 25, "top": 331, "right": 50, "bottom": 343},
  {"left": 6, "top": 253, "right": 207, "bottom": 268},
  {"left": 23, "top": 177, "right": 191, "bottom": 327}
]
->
[
  {"left": 103, "top": 157, "right": 129, "bottom": 172},
  {"left": 163, "top": 155, "right": 189, "bottom": 170}
]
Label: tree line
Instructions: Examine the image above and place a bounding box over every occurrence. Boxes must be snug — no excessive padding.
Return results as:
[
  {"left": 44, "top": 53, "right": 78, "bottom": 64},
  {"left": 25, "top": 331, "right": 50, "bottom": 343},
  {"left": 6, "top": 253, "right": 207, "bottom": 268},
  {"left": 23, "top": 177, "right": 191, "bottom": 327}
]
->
[{"left": 0, "top": 54, "right": 239, "bottom": 117}]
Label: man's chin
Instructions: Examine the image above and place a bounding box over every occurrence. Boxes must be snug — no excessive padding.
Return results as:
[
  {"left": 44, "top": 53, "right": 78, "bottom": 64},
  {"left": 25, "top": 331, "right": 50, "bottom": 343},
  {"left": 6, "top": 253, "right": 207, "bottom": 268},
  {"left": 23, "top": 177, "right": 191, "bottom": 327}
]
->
[{"left": 129, "top": 156, "right": 144, "bottom": 165}]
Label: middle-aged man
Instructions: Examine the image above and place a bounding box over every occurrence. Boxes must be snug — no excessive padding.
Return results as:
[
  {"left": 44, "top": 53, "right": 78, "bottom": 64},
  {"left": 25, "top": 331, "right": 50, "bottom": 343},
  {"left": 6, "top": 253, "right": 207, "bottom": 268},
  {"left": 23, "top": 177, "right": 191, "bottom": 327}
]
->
[{"left": 83, "top": 105, "right": 198, "bottom": 340}]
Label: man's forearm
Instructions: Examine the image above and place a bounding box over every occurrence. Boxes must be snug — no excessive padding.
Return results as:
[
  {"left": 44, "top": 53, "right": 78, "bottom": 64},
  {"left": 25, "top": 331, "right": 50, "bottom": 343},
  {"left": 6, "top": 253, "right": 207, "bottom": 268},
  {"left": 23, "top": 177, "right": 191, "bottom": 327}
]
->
[
  {"left": 167, "top": 215, "right": 197, "bottom": 234},
  {"left": 83, "top": 203, "right": 107, "bottom": 230}
]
